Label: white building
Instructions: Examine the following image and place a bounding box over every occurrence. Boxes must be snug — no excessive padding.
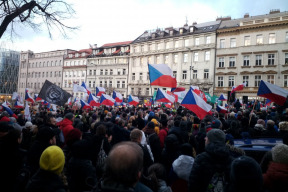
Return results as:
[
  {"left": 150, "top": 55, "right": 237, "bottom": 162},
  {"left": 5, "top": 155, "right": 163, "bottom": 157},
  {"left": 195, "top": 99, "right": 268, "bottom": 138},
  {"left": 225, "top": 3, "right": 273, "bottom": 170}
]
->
[
  {"left": 215, "top": 10, "right": 288, "bottom": 102},
  {"left": 87, "top": 42, "right": 131, "bottom": 97},
  {"left": 62, "top": 49, "right": 92, "bottom": 99},
  {"left": 18, "top": 49, "right": 73, "bottom": 98},
  {"left": 128, "top": 21, "right": 221, "bottom": 98}
]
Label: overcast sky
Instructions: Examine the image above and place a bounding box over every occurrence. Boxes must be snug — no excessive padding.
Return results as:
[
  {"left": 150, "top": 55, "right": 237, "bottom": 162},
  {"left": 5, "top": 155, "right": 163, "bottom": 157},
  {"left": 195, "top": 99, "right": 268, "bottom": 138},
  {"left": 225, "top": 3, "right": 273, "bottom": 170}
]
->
[{"left": 0, "top": 0, "right": 287, "bottom": 53}]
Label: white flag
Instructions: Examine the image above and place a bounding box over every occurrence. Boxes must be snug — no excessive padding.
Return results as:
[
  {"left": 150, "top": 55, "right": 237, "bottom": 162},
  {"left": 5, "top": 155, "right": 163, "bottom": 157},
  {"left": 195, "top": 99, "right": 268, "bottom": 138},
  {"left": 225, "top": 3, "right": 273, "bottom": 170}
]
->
[
  {"left": 24, "top": 102, "right": 31, "bottom": 121},
  {"left": 12, "top": 92, "right": 19, "bottom": 100}
]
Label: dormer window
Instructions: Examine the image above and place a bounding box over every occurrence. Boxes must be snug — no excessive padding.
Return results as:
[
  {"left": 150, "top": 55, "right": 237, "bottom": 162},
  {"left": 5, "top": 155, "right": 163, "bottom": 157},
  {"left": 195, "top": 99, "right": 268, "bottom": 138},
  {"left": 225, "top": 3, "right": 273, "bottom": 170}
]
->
[
  {"left": 75, "top": 53, "right": 79, "bottom": 57},
  {"left": 152, "top": 33, "right": 156, "bottom": 38},
  {"left": 170, "top": 30, "right": 173, "bottom": 36},
  {"left": 81, "top": 52, "right": 86, "bottom": 57},
  {"left": 68, "top": 54, "right": 73, "bottom": 58},
  {"left": 180, "top": 28, "right": 183, "bottom": 34},
  {"left": 190, "top": 26, "right": 194, "bottom": 32}
]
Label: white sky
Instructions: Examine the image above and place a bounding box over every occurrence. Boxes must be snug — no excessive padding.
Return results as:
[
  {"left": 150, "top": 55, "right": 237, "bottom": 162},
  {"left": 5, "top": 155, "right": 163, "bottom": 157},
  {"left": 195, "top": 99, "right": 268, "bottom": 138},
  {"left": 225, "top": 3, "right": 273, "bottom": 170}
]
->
[{"left": 0, "top": 0, "right": 287, "bottom": 52}]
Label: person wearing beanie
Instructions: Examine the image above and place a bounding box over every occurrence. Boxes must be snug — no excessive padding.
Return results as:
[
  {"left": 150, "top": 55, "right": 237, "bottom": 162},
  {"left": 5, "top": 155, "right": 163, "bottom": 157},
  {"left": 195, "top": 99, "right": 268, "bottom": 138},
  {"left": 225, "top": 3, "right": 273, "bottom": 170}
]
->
[
  {"left": 189, "top": 129, "right": 233, "bottom": 192},
  {"left": 262, "top": 144, "right": 288, "bottom": 192},
  {"left": 57, "top": 112, "right": 75, "bottom": 141},
  {"left": 211, "top": 119, "right": 222, "bottom": 129},
  {"left": 26, "top": 146, "right": 66, "bottom": 192}
]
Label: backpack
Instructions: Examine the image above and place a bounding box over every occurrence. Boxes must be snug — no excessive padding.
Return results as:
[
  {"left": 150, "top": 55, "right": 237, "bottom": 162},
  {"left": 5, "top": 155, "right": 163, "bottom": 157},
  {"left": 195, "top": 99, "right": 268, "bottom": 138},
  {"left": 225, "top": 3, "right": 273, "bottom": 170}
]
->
[
  {"left": 207, "top": 172, "right": 227, "bottom": 192},
  {"left": 96, "top": 139, "right": 107, "bottom": 171}
]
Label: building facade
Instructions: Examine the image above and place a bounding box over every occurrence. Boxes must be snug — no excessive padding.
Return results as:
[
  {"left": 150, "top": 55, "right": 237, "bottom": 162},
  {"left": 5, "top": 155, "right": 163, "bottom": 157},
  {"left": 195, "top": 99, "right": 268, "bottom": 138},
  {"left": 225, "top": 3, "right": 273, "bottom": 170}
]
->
[
  {"left": 0, "top": 48, "right": 20, "bottom": 102},
  {"left": 18, "top": 49, "right": 72, "bottom": 98},
  {"left": 62, "top": 49, "right": 92, "bottom": 99},
  {"left": 215, "top": 10, "right": 288, "bottom": 101},
  {"left": 128, "top": 21, "right": 220, "bottom": 98},
  {"left": 87, "top": 42, "right": 131, "bottom": 97}
]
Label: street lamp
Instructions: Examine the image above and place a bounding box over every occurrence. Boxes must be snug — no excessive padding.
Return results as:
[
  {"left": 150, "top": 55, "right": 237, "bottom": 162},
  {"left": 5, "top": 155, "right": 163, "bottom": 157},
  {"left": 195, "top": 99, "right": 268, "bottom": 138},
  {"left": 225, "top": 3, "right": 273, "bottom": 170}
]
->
[{"left": 187, "top": 48, "right": 193, "bottom": 83}]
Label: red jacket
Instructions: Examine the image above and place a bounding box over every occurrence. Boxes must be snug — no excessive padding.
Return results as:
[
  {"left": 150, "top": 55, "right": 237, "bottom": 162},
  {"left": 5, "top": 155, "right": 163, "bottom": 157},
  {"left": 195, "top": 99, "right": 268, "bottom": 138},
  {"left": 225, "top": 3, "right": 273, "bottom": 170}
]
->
[
  {"left": 57, "top": 118, "right": 74, "bottom": 140},
  {"left": 158, "top": 127, "right": 169, "bottom": 148},
  {"left": 263, "top": 162, "right": 288, "bottom": 192},
  {"left": 0, "top": 116, "right": 10, "bottom": 122}
]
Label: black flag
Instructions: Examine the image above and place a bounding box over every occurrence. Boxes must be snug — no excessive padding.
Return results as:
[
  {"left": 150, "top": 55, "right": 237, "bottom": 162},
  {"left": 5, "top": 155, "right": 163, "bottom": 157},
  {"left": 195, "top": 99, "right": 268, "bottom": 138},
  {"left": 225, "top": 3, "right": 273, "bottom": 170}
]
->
[{"left": 38, "top": 80, "right": 72, "bottom": 106}]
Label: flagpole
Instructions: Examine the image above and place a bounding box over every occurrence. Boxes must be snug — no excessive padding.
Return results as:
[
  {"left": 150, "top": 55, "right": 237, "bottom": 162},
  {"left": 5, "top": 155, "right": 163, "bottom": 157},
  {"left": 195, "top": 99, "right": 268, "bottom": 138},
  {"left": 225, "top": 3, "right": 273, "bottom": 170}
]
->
[
  {"left": 147, "top": 63, "right": 154, "bottom": 107},
  {"left": 249, "top": 97, "right": 257, "bottom": 126}
]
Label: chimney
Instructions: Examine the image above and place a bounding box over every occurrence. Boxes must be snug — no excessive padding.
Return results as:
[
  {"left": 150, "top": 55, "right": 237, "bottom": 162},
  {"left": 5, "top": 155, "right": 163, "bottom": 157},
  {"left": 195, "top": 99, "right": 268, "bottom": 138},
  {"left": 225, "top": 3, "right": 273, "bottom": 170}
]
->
[
  {"left": 269, "top": 9, "right": 280, "bottom": 14},
  {"left": 192, "top": 21, "right": 197, "bottom": 25},
  {"left": 216, "top": 16, "right": 231, "bottom": 21},
  {"left": 244, "top": 13, "right": 249, "bottom": 18}
]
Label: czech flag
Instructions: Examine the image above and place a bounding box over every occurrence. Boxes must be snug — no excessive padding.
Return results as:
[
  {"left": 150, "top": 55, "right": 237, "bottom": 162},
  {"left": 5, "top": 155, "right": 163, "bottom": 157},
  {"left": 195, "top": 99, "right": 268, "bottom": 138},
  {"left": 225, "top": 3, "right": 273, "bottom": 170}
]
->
[
  {"left": 81, "top": 82, "right": 91, "bottom": 95},
  {"left": 257, "top": 80, "right": 288, "bottom": 106},
  {"left": 100, "top": 94, "right": 115, "bottom": 106},
  {"left": 14, "top": 101, "right": 24, "bottom": 109},
  {"left": 74, "top": 97, "right": 80, "bottom": 104},
  {"left": 192, "top": 89, "right": 207, "bottom": 102},
  {"left": 148, "top": 63, "right": 177, "bottom": 88},
  {"left": 167, "top": 91, "right": 178, "bottom": 103},
  {"left": 2, "top": 103, "right": 14, "bottom": 116},
  {"left": 225, "top": 103, "right": 229, "bottom": 108},
  {"left": 216, "top": 105, "right": 228, "bottom": 114},
  {"left": 171, "top": 87, "right": 185, "bottom": 93},
  {"left": 25, "top": 89, "right": 35, "bottom": 103},
  {"left": 181, "top": 88, "right": 212, "bottom": 119},
  {"left": 112, "top": 91, "right": 123, "bottom": 103},
  {"left": 128, "top": 95, "right": 140, "bottom": 106},
  {"left": 96, "top": 87, "right": 106, "bottom": 96},
  {"left": 155, "top": 88, "right": 175, "bottom": 103},
  {"left": 80, "top": 99, "right": 91, "bottom": 109},
  {"left": 88, "top": 93, "right": 100, "bottom": 107},
  {"left": 67, "top": 97, "right": 72, "bottom": 106},
  {"left": 231, "top": 82, "right": 246, "bottom": 95},
  {"left": 265, "top": 99, "right": 272, "bottom": 107},
  {"left": 165, "top": 103, "right": 172, "bottom": 108},
  {"left": 218, "top": 93, "right": 227, "bottom": 101}
]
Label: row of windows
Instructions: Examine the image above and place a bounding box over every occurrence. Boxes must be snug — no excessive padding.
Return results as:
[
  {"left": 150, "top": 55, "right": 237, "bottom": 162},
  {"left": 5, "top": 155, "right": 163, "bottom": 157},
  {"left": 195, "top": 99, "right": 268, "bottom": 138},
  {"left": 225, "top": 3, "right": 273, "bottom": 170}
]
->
[
  {"left": 219, "top": 32, "right": 288, "bottom": 48},
  {"left": 22, "top": 60, "right": 62, "bottom": 69},
  {"left": 216, "top": 75, "right": 288, "bottom": 87},
  {"left": 87, "top": 69, "right": 127, "bottom": 76},
  {"left": 64, "top": 71, "right": 86, "bottom": 78},
  {"left": 131, "top": 87, "right": 151, "bottom": 95},
  {"left": 22, "top": 71, "right": 62, "bottom": 78},
  {"left": 20, "top": 82, "right": 61, "bottom": 88},
  {"left": 64, "top": 60, "right": 86, "bottom": 66},
  {"left": 89, "top": 58, "right": 128, "bottom": 65}
]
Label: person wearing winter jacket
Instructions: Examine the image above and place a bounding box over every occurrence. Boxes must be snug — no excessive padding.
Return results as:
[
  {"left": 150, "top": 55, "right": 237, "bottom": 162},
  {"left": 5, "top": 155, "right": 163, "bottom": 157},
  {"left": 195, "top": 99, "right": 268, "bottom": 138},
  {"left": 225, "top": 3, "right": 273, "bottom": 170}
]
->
[{"left": 57, "top": 113, "right": 74, "bottom": 141}]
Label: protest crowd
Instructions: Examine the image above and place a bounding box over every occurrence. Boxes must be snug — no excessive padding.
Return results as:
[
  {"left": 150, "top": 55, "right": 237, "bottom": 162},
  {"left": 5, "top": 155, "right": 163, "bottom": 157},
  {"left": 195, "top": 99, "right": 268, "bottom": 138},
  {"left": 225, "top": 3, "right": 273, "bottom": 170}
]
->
[{"left": 1, "top": 98, "right": 288, "bottom": 192}]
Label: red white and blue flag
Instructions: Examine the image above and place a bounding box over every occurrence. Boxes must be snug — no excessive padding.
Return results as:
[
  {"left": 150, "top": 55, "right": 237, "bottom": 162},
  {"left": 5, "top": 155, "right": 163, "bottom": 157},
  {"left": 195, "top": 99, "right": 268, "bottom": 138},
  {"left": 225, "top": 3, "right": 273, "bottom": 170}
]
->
[
  {"left": 34, "top": 94, "right": 43, "bottom": 102},
  {"left": 112, "top": 91, "right": 123, "bottom": 103},
  {"left": 148, "top": 63, "right": 177, "bottom": 88},
  {"left": 67, "top": 97, "right": 72, "bottom": 105},
  {"left": 218, "top": 93, "right": 227, "bottom": 101},
  {"left": 216, "top": 105, "right": 228, "bottom": 114},
  {"left": 25, "top": 89, "right": 35, "bottom": 103},
  {"left": 14, "top": 101, "right": 24, "bottom": 109},
  {"left": 167, "top": 91, "right": 178, "bottom": 103},
  {"left": 231, "top": 83, "right": 246, "bottom": 95},
  {"left": 265, "top": 99, "right": 272, "bottom": 107},
  {"left": 2, "top": 103, "right": 15, "bottom": 117},
  {"left": 80, "top": 99, "right": 91, "bottom": 109},
  {"left": 257, "top": 80, "right": 288, "bottom": 106},
  {"left": 155, "top": 88, "right": 175, "bottom": 103},
  {"left": 100, "top": 94, "right": 115, "bottom": 106},
  {"left": 96, "top": 87, "right": 106, "bottom": 96},
  {"left": 81, "top": 82, "right": 91, "bottom": 95},
  {"left": 128, "top": 95, "right": 140, "bottom": 106},
  {"left": 181, "top": 88, "right": 212, "bottom": 119},
  {"left": 165, "top": 103, "right": 172, "bottom": 108},
  {"left": 88, "top": 94, "right": 100, "bottom": 107},
  {"left": 171, "top": 87, "right": 185, "bottom": 93},
  {"left": 191, "top": 87, "right": 207, "bottom": 102}
]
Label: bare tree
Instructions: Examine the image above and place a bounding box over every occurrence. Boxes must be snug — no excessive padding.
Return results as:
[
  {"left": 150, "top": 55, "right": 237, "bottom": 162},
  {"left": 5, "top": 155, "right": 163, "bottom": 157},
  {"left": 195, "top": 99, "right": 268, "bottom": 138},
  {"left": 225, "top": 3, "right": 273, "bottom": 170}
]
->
[{"left": 0, "top": 0, "right": 77, "bottom": 39}]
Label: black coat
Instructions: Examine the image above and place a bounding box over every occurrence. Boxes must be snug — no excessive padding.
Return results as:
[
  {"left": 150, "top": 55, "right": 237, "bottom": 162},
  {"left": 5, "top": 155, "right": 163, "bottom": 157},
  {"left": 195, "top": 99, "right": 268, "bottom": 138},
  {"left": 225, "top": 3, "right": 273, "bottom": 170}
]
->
[{"left": 188, "top": 142, "right": 234, "bottom": 192}]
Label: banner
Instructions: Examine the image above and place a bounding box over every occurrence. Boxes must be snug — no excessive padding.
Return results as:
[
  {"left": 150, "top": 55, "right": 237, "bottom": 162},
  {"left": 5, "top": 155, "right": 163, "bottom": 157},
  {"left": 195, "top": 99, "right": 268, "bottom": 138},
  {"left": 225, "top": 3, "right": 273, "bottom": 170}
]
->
[{"left": 38, "top": 80, "right": 72, "bottom": 106}]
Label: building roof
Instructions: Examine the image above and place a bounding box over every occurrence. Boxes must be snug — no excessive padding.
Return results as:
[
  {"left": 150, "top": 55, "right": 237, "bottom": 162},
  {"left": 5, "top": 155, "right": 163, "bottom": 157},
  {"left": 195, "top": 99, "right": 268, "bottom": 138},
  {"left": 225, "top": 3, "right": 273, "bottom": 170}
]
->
[
  {"left": 65, "top": 48, "right": 92, "bottom": 59},
  {"left": 100, "top": 41, "right": 132, "bottom": 48}
]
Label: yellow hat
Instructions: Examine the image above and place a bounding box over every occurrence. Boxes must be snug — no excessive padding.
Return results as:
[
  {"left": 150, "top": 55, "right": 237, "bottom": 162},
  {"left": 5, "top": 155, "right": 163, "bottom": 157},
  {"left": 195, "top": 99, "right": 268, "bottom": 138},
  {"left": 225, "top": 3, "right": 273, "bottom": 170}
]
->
[{"left": 39, "top": 146, "right": 65, "bottom": 175}]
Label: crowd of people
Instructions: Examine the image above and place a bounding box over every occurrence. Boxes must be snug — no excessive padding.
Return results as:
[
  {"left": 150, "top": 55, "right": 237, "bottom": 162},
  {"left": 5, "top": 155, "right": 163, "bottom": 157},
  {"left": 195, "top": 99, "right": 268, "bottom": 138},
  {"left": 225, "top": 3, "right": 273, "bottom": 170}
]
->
[{"left": 0, "top": 100, "right": 288, "bottom": 192}]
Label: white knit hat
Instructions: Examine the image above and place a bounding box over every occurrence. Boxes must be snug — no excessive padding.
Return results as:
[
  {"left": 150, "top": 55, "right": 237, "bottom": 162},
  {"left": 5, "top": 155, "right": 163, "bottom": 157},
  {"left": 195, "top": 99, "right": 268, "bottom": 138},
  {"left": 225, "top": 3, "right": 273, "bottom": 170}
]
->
[{"left": 272, "top": 144, "right": 288, "bottom": 164}]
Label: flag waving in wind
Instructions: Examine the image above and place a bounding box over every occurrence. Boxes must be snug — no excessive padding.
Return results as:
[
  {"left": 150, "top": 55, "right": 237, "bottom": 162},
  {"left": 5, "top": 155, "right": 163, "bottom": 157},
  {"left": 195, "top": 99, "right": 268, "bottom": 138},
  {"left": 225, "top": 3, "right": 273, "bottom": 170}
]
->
[
  {"left": 181, "top": 88, "right": 212, "bottom": 119},
  {"left": 128, "top": 95, "right": 140, "bottom": 106},
  {"left": 100, "top": 94, "right": 115, "bottom": 106},
  {"left": 112, "top": 91, "right": 123, "bottom": 103},
  {"left": 148, "top": 63, "right": 177, "bottom": 88},
  {"left": 155, "top": 88, "right": 175, "bottom": 103},
  {"left": 218, "top": 93, "right": 227, "bottom": 101},
  {"left": 88, "top": 94, "right": 100, "bottom": 107},
  {"left": 81, "top": 82, "right": 91, "bottom": 95},
  {"left": 25, "top": 89, "right": 35, "bottom": 103},
  {"left": 231, "top": 82, "right": 246, "bottom": 95},
  {"left": 96, "top": 87, "right": 106, "bottom": 96}
]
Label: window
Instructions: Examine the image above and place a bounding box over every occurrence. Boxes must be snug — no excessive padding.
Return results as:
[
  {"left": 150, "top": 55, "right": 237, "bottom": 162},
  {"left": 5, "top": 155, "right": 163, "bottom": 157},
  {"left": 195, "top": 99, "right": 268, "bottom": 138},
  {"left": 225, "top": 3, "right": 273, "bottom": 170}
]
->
[
  {"left": 206, "top": 36, "right": 211, "bottom": 44},
  {"left": 117, "top": 81, "right": 120, "bottom": 88},
  {"left": 104, "top": 81, "right": 107, "bottom": 87},
  {"left": 183, "top": 53, "right": 188, "bottom": 63},
  {"left": 256, "top": 35, "right": 263, "bottom": 45},
  {"left": 219, "top": 57, "right": 224, "bottom": 67},
  {"left": 105, "top": 69, "right": 108, "bottom": 75},
  {"left": 140, "top": 57, "right": 144, "bottom": 65},
  {"left": 141, "top": 45, "right": 144, "bottom": 52},
  {"left": 228, "top": 76, "right": 234, "bottom": 87},
  {"left": 156, "top": 56, "right": 160, "bottom": 64},
  {"left": 229, "top": 57, "right": 235, "bottom": 67},
  {"left": 184, "top": 39, "right": 189, "bottom": 47},
  {"left": 122, "top": 69, "right": 126, "bottom": 75},
  {"left": 267, "top": 75, "right": 275, "bottom": 84},
  {"left": 132, "top": 73, "right": 135, "bottom": 80},
  {"left": 173, "top": 71, "right": 177, "bottom": 78},
  {"left": 285, "top": 53, "right": 288, "bottom": 65},
  {"left": 268, "top": 54, "right": 275, "bottom": 65},
  {"left": 204, "top": 69, "right": 209, "bottom": 79},
  {"left": 286, "top": 32, "right": 288, "bottom": 42},
  {"left": 182, "top": 71, "right": 187, "bottom": 79},
  {"left": 93, "top": 70, "right": 96, "bottom": 75},
  {"left": 194, "top": 52, "right": 198, "bottom": 62},
  {"left": 255, "top": 55, "right": 262, "bottom": 66},
  {"left": 269, "top": 33, "right": 275, "bottom": 44},
  {"left": 139, "top": 73, "right": 143, "bottom": 80},
  {"left": 109, "top": 81, "right": 112, "bottom": 88},
  {"left": 100, "top": 81, "right": 103, "bottom": 87},
  {"left": 230, "top": 38, "right": 236, "bottom": 48},
  {"left": 195, "top": 37, "right": 199, "bottom": 46},
  {"left": 89, "top": 81, "right": 92, "bottom": 88},
  {"left": 175, "top": 40, "right": 179, "bottom": 48},
  {"left": 50, "top": 72, "right": 52, "bottom": 77},
  {"left": 164, "top": 55, "right": 169, "bottom": 64},
  {"left": 284, "top": 75, "right": 288, "bottom": 87},
  {"left": 243, "top": 56, "right": 250, "bottom": 66},
  {"left": 193, "top": 70, "right": 197, "bottom": 79},
  {"left": 117, "top": 69, "right": 121, "bottom": 75},
  {"left": 122, "top": 81, "right": 125, "bottom": 88},
  {"left": 255, "top": 75, "right": 261, "bottom": 87},
  {"left": 100, "top": 69, "right": 103, "bottom": 75},
  {"left": 43, "top": 72, "right": 45, "bottom": 77},
  {"left": 174, "top": 54, "right": 178, "bottom": 63},
  {"left": 47, "top": 72, "right": 49, "bottom": 77},
  {"left": 89, "top": 70, "right": 92, "bottom": 75},
  {"left": 220, "top": 39, "right": 225, "bottom": 48},
  {"left": 146, "top": 88, "right": 150, "bottom": 95},
  {"left": 218, "top": 76, "right": 224, "bottom": 87},
  {"left": 243, "top": 76, "right": 249, "bottom": 87},
  {"left": 205, "top": 51, "right": 210, "bottom": 61},
  {"left": 244, "top": 36, "right": 250, "bottom": 46},
  {"left": 110, "top": 69, "right": 113, "bottom": 75},
  {"left": 82, "top": 71, "right": 85, "bottom": 77}
]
